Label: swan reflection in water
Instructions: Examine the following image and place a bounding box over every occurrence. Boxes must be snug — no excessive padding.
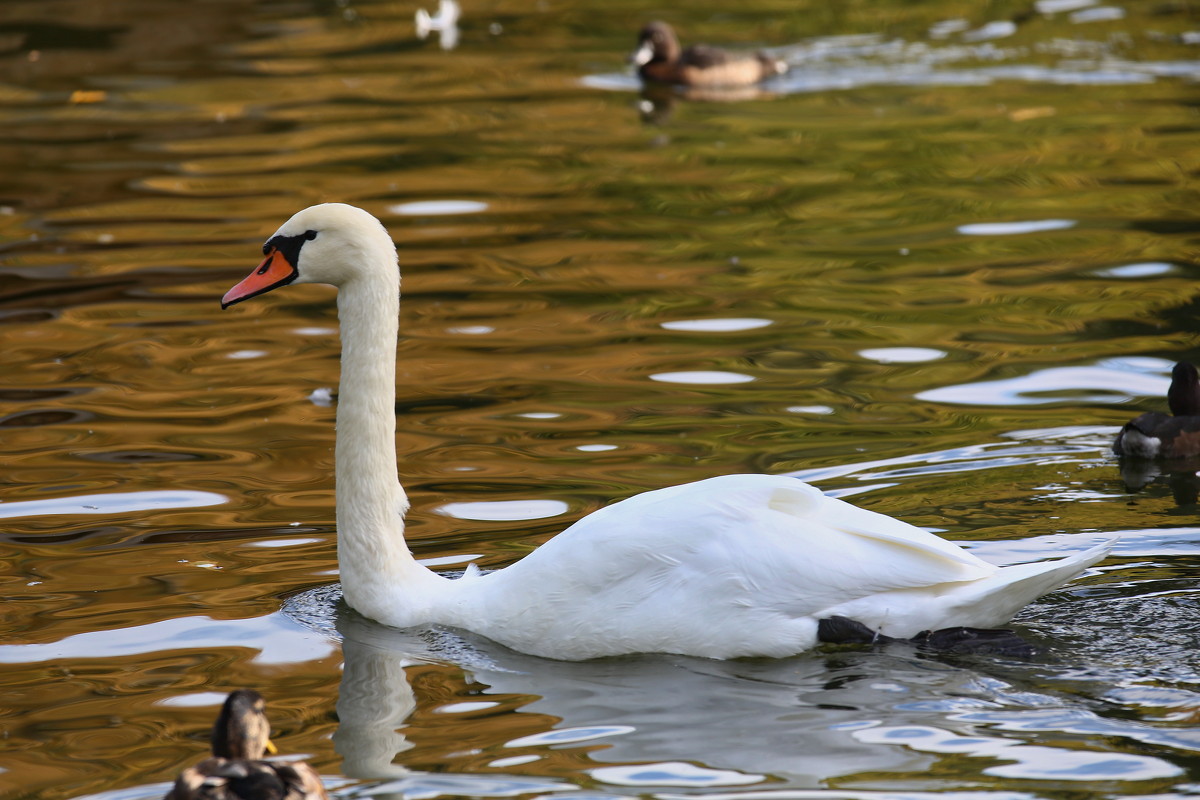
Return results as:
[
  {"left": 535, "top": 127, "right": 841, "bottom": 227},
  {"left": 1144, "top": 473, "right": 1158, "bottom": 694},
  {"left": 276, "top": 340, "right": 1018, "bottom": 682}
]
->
[
  {"left": 325, "top": 598, "right": 1184, "bottom": 793},
  {"left": 331, "top": 602, "right": 925, "bottom": 789}
]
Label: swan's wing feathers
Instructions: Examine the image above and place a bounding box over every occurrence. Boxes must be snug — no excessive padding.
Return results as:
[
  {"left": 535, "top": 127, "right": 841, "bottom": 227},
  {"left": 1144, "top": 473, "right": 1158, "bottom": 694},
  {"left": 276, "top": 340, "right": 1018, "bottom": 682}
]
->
[
  {"left": 769, "top": 482, "right": 995, "bottom": 575},
  {"left": 746, "top": 478, "right": 994, "bottom": 590},
  {"left": 467, "top": 474, "right": 1089, "bottom": 658},
  {"left": 529, "top": 475, "right": 994, "bottom": 615}
]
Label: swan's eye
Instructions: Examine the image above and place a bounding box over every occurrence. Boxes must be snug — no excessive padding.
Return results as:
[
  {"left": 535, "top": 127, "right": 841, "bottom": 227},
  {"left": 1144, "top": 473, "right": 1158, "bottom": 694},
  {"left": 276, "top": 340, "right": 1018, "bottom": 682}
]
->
[
  {"left": 262, "top": 243, "right": 270, "bottom": 256},
  {"left": 266, "top": 230, "right": 317, "bottom": 270}
]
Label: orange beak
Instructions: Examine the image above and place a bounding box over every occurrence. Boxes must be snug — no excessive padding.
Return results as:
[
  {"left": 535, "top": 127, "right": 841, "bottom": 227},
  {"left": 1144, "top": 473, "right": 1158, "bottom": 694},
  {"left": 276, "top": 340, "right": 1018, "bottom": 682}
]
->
[{"left": 221, "top": 248, "right": 299, "bottom": 309}]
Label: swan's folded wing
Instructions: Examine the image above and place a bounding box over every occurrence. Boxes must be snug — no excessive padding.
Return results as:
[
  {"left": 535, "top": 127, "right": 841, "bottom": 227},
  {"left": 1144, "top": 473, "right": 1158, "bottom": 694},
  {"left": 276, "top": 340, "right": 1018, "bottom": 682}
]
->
[
  {"left": 770, "top": 480, "right": 997, "bottom": 573},
  {"left": 710, "top": 478, "right": 998, "bottom": 610},
  {"left": 540, "top": 475, "right": 996, "bottom": 612},
  {"left": 475, "top": 474, "right": 1017, "bottom": 657}
]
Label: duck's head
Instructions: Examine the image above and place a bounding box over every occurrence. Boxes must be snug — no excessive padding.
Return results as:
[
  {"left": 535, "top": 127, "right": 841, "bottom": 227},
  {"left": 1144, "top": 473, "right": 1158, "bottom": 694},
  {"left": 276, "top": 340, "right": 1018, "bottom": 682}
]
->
[
  {"left": 211, "top": 689, "right": 277, "bottom": 761},
  {"left": 222, "top": 203, "right": 396, "bottom": 308},
  {"left": 1168, "top": 361, "right": 1200, "bottom": 417},
  {"left": 631, "top": 21, "right": 680, "bottom": 67}
]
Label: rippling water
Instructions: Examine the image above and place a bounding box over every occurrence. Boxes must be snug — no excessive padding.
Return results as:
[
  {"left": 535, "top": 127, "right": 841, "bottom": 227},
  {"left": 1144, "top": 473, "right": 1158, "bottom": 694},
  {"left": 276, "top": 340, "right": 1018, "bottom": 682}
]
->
[{"left": 1, "top": 0, "right": 1199, "bottom": 797}]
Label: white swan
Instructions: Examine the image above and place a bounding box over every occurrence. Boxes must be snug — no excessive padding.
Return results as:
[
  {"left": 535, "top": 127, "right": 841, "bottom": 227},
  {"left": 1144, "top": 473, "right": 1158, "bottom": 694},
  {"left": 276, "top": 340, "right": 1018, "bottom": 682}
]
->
[{"left": 222, "top": 203, "right": 1113, "bottom": 661}]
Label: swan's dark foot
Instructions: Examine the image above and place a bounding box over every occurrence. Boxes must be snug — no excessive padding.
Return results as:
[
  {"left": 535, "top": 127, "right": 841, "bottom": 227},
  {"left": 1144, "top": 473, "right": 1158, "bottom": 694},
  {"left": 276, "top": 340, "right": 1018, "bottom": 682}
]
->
[
  {"left": 817, "top": 616, "right": 1036, "bottom": 658},
  {"left": 910, "top": 626, "right": 1037, "bottom": 658},
  {"left": 817, "top": 616, "right": 900, "bottom": 645}
]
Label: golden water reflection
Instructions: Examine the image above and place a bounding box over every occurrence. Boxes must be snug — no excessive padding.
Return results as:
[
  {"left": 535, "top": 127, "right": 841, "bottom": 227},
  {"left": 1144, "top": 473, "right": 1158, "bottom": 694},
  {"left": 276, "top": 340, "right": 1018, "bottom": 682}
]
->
[{"left": 1, "top": 0, "right": 1200, "bottom": 797}]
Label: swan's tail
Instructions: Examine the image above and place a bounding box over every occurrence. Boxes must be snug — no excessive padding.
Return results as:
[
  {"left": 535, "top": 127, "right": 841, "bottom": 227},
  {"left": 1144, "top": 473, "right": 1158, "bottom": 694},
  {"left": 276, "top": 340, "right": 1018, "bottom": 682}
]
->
[
  {"left": 834, "top": 538, "right": 1117, "bottom": 637},
  {"left": 945, "top": 539, "right": 1115, "bottom": 628}
]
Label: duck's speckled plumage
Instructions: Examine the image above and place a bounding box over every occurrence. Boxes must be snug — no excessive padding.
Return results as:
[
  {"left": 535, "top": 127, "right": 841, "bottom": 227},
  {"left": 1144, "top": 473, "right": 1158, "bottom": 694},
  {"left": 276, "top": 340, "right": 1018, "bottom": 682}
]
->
[{"left": 164, "top": 690, "right": 327, "bottom": 800}]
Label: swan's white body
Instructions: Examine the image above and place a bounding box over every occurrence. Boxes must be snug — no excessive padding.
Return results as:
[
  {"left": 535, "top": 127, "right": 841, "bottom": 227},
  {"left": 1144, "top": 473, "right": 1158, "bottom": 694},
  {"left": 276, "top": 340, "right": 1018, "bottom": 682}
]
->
[{"left": 224, "top": 203, "right": 1112, "bottom": 661}]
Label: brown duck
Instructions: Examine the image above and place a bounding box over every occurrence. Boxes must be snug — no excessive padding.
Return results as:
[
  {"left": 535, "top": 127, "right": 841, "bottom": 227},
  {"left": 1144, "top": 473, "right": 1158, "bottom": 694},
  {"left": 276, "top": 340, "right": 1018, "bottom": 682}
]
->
[
  {"left": 1114, "top": 361, "right": 1200, "bottom": 459},
  {"left": 164, "top": 689, "right": 328, "bottom": 800},
  {"left": 631, "top": 21, "right": 787, "bottom": 87}
]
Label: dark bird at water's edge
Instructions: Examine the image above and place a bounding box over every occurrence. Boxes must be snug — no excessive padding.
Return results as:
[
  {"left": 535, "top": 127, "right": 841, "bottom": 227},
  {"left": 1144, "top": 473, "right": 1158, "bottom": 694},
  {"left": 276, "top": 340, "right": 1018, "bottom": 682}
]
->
[
  {"left": 164, "top": 689, "right": 328, "bottom": 800},
  {"left": 1114, "top": 361, "right": 1200, "bottom": 459},
  {"left": 631, "top": 21, "right": 787, "bottom": 87}
]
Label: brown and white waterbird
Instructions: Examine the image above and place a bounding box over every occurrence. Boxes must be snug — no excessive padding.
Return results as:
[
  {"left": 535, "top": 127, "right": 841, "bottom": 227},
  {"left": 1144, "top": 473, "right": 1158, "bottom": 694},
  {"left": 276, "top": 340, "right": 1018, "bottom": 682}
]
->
[
  {"left": 1114, "top": 361, "right": 1200, "bottom": 459},
  {"left": 630, "top": 21, "right": 788, "bottom": 87},
  {"left": 164, "top": 689, "right": 328, "bottom": 800}
]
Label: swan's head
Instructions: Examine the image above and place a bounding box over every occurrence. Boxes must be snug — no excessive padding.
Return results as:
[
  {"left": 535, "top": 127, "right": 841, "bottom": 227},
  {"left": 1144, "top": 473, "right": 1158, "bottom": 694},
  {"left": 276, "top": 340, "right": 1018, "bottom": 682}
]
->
[{"left": 222, "top": 203, "right": 397, "bottom": 308}]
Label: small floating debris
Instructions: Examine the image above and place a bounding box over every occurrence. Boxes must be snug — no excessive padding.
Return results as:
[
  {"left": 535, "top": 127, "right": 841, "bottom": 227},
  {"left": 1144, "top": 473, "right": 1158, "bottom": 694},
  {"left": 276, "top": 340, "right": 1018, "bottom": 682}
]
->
[{"left": 416, "top": 0, "right": 461, "bottom": 50}]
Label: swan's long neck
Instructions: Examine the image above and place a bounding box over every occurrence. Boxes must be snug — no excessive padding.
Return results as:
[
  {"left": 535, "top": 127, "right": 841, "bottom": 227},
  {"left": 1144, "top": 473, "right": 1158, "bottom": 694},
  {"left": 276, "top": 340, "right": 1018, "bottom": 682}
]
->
[{"left": 334, "top": 265, "right": 445, "bottom": 621}]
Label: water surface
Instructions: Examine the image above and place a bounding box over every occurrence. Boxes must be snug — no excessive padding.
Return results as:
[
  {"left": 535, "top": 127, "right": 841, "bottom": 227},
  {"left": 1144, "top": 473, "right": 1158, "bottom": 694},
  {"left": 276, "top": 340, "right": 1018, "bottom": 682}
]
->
[{"left": 1, "top": 0, "right": 1199, "bottom": 798}]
